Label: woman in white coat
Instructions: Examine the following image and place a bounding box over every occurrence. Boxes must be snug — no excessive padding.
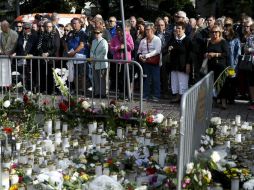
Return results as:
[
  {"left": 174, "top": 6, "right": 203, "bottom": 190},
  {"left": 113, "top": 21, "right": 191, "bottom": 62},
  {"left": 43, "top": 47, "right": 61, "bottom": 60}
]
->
[{"left": 90, "top": 29, "right": 109, "bottom": 98}]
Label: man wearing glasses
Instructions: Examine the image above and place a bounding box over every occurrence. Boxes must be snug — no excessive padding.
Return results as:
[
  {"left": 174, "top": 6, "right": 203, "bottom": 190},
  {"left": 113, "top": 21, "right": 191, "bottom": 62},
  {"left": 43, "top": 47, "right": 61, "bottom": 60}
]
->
[{"left": 108, "top": 16, "right": 117, "bottom": 38}]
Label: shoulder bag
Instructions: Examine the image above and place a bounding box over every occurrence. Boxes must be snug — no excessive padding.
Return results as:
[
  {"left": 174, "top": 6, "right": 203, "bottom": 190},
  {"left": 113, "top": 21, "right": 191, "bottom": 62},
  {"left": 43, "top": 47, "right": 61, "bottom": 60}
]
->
[
  {"left": 238, "top": 54, "right": 253, "bottom": 71},
  {"left": 145, "top": 40, "right": 160, "bottom": 65}
]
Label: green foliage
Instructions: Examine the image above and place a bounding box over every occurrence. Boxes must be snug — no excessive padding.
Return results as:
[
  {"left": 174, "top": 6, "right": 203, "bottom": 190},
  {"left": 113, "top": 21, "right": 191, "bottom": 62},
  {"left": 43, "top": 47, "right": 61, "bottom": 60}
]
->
[{"left": 20, "top": 0, "right": 71, "bottom": 14}]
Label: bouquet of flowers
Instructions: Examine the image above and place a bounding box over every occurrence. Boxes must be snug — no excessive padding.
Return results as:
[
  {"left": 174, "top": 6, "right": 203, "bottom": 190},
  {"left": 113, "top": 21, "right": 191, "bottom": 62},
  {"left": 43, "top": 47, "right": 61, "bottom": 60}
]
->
[
  {"left": 144, "top": 111, "right": 164, "bottom": 129},
  {"left": 182, "top": 162, "right": 212, "bottom": 190}
]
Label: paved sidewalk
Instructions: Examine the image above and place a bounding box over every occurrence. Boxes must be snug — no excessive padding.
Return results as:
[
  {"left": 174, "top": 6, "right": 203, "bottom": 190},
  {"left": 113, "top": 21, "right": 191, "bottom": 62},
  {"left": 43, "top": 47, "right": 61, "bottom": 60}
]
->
[{"left": 141, "top": 99, "right": 254, "bottom": 122}]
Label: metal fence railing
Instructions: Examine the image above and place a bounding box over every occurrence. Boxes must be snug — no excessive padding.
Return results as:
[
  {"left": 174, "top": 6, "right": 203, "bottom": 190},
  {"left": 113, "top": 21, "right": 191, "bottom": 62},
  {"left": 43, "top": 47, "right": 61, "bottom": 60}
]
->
[
  {"left": 0, "top": 55, "right": 144, "bottom": 113},
  {"left": 177, "top": 71, "right": 214, "bottom": 190}
]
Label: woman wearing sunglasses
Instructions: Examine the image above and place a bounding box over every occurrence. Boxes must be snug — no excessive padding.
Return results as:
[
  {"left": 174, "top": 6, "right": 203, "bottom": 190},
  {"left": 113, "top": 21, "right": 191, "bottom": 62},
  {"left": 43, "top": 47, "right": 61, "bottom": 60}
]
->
[
  {"left": 90, "top": 29, "right": 109, "bottom": 98},
  {"left": 205, "top": 25, "right": 229, "bottom": 109}
]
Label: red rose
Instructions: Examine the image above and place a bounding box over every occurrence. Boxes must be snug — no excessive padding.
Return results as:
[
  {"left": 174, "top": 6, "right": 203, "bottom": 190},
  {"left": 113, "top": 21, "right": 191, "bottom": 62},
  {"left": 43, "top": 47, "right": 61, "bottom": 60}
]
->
[
  {"left": 146, "top": 167, "right": 156, "bottom": 175},
  {"left": 18, "top": 176, "right": 23, "bottom": 183},
  {"left": 59, "top": 102, "right": 68, "bottom": 112},
  {"left": 146, "top": 116, "right": 154, "bottom": 124},
  {"left": 23, "top": 94, "right": 29, "bottom": 104},
  {"left": 3, "top": 127, "right": 13, "bottom": 134},
  {"left": 107, "top": 158, "right": 113, "bottom": 165},
  {"left": 70, "top": 101, "right": 76, "bottom": 107}
]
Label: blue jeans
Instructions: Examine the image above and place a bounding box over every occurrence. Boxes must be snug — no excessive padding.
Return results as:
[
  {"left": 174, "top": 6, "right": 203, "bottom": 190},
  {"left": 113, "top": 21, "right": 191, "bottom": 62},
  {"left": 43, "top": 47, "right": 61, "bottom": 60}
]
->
[{"left": 143, "top": 64, "right": 160, "bottom": 98}]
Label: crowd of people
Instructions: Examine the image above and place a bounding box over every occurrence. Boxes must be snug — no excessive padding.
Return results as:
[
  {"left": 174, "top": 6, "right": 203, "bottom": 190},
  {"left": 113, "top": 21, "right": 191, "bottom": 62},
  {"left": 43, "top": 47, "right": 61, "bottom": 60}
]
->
[{"left": 0, "top": 11, "right": 254, "bottom": 109}]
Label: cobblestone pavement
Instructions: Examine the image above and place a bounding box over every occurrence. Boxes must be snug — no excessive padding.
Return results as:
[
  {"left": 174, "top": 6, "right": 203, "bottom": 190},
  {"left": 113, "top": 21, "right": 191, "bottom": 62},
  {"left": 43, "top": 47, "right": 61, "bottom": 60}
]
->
[{"left": 140, "top": 99, "right": 254, "bottom": 122}]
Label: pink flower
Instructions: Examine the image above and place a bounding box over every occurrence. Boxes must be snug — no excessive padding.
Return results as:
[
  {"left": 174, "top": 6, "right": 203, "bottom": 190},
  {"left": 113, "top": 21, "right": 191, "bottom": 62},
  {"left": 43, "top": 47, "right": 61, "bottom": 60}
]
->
[{"left": 185, "top": 177, "right": 191, "bottom": 184}]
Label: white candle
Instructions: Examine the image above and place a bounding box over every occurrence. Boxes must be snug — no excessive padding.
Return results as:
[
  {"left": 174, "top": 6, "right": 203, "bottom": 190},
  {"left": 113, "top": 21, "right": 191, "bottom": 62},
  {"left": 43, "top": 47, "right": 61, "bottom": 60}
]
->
[
  {"left": 101, "top": 136, "right": 107, "bottom": 145},
  {"left": 98, "top": 123, "right": 104, "bottom": 132},
  {"left": 25, "top": 165, "right": 32, "bottom": 177},
  {"left": 144, "top": 138, "right": 151, "bottom": 146},
  {"left": 44, "top": 120, "right": 52, "bottom": 135},
  {"left": 139, "top": 135, "right": 145, "bottom": 145},
  {"left": 231, "top": 126, "right": 238, "bottom": 136},
  {"left": 95, "top": 163, "right": 102, "bottom": 176},
  {"left": 159, "top": 147, "right": 166, "bottom": 167},
  {"left": 225, "top": 141, "right": 230, "bottom": 148},
  {"left": 73, "top": 139, "right": 79, "bottom": 147},
  {"left": 235, "top": 115, "right": 241, "bottom": 126},
  {"left": 140, "top": 127, "right": 146, "bottom": 134},
  {"left": 231, "top": 177, "right": 240, "bottom": 190},
  {"left": 88, "top": 122, "right": 97, "bottom": 134},
  {"left": 16, "top": 141, "right": 22, "bottom": 151},
  {"left": 62, "top": 123, "right": 68, "bottom": 133},
  {"left": 54, "top": 119, "right": 61, "bottom": 132},
  {"left": 117, "top": 127, "right": 123, "bottom": 139},
  {"left": 235, "top": 134, "right": 242, "bottom": 143},
  {"left": 2, "top": 168, "right": 9, "bottom": 190},
  {"left": 10, "top": 174, "right": 19, "bottom": 185},
  {"left": 92, "top": 132, "right": 97, "bottom": 145},
  {"left": 103, "top": 167, "right": 110, "bottom": 175},
  {"left": 96, "top": 133, "right": 102, "bottom": 145},
  {"left": 171, "top": 127, "right": 177, "bottom": 136},
  {"left": 55, "top": 130, "right": 62, "bottom": 145},
  {"left": 222, "top": 125, "right": 228, "bottom": 134}
]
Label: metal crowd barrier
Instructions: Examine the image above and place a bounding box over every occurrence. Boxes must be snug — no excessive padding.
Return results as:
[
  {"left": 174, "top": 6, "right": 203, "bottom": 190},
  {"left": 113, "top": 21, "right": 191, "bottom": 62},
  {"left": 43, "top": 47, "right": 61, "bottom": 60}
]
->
[
  {"left": 177, "top": 71, "right": 214, "bottom": 190},
  {"left": 0, "top": 55, "right": 144, "bottom": 113}
]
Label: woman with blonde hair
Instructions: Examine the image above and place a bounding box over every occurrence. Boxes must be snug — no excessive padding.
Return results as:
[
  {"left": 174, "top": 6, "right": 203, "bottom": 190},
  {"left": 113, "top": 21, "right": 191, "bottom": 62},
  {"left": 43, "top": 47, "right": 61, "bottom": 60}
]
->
[{"left": 205, "top": 25, "right": 229, "bottom": 109}]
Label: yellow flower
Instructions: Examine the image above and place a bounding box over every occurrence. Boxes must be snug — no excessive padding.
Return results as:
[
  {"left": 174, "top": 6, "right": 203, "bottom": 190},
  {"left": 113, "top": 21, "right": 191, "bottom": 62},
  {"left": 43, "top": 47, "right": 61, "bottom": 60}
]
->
[
  {"left": 163, "top": 166, "right": 171, "bottom": 174},
  {"left": 103, "top": 163, "right": 109, "bottom": 168},
  {"left": 242, "top": 168, "right": 249, "bottom": 176},
  {"left": 80, "top": 174, "right": 90, "bottom": 181},
  {"left": 204, "top": 176, "right": 211, "bottom": 183},
  {"left": 64, "top": 175, "right": 70, "bottom": 181},
  {"left": 9, "top": 184, "right": 19, "bottom": 190}
]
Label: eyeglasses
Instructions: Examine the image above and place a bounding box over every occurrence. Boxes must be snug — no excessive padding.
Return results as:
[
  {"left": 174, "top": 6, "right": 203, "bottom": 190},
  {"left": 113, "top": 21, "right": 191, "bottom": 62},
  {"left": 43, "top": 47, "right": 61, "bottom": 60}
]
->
[
  {"left": 17, "top": 26, "right": 22, "bottom": 28},
  {"left": 109, "top": 20, "right": 115, "bottom": 23},
  {"left": 224, "top": 24, "right": 232, "bottom": 27},
  {"left": 24, "top": 27, "right": 30, "bottom": 30},
  {"left": 94, "top": 32, "right": 101, "bottom": 34}
]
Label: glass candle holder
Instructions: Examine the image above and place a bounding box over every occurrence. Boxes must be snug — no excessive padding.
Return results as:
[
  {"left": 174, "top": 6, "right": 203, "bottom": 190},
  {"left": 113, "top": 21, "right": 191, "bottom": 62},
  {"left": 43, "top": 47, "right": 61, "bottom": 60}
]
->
[
  {"left": 54, "top": 119, "right": 61, "bottom": 132},
  {"left": 44, "top": 120, "right": 53, "bottom": 135},
  {"left": 231, "top": 176, "right": 239, "bottom": 190}
]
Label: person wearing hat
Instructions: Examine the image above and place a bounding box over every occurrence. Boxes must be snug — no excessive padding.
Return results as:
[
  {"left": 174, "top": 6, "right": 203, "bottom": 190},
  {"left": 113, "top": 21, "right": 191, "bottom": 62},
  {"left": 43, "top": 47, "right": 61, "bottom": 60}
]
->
[
  {"left": 165, "top": 10, "right": 192, "bottom": 39},
  {"left": 90, "top": 29, "right": 109, "bottom": 98},
  {"left": 110, "top": 23, "right": 134, "bottom": 96},
  {"left": 15, "top": 22, "right": 39, "bottom": 89}
]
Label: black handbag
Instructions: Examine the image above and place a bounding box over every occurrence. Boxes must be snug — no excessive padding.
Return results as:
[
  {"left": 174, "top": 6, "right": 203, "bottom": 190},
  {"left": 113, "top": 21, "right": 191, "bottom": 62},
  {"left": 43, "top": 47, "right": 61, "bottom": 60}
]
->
[{"left": 238, "top": 54, "right": 253, "bottom": 71}]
